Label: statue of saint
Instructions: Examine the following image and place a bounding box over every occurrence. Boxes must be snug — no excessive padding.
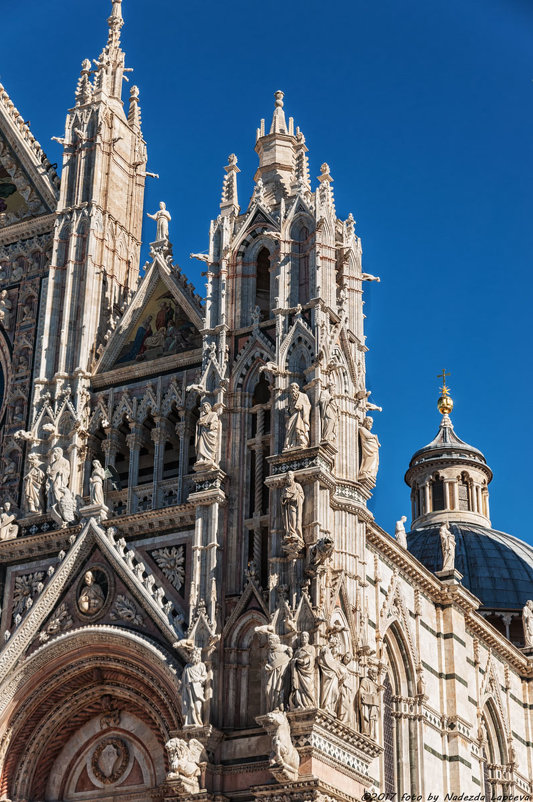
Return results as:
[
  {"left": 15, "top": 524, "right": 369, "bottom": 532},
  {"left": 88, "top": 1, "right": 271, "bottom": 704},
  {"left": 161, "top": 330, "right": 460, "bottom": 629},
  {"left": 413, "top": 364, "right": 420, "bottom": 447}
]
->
[
  {"left": 395, "top": 515, "right": 408, "bottom": 549},
  {"left": 317, "top": 636, "right": 344, "bottom": 716},
  {"left": 319, "top": 380, "right": 338, "bottom": 442},
  {"left": 89, "top": 460, "right": 106, "bottom": 505},
  {"left": 78, "top": 570, "right": 105, "bottom": 615},
  {"left": 358, "top": 417, "right": 380, "bottom": 481},
  {"left": 181, "top": 647, "right": 208, "bottom": 726},
  {"left": 23, "top": 454, "right": 45, "bottom": 514},
  {"left": 281, "top": 471, "right": 304, "bottom": 548},
  {"left": 147, "top": 201, "right": 171, "bottom": 242},
  {"left": 440, "top": 523, "right": 456, "bottom": 571},
  {"left": 284, "top": 383, "right": 311, "bottom": 450},
  {"left": 358, "top": 665, "right": 380, "bottom": 739},
  {"left": 46, "top": 446, "right": 71, "bottom": 510},
  {"left": 264, "top": 632, "right": 292, "bottom": 712},
  {"left": 290, "top": 632, "right": 316, "bottom": 709},
  {"left": 194, "top": 401, "right": 220, "bottom": 469},
  {"left": 338, "top": 653, "right": 357, "bottom": 726},
  {"left": 522, "top": 600, "right": 533, "bottom": 647},
  {"left": 0, "top": 502, "right": 18, "bottom": 541}
]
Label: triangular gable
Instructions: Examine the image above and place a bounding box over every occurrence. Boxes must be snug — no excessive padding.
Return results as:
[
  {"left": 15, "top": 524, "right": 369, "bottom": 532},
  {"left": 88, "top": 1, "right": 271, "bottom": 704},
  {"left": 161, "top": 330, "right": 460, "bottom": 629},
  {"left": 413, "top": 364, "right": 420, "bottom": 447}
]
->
[
  {"left": 0, "top": 84, "right": 59, "bottom": 223},
  {"left": 221, "top": 579, "right": 269, "bottom": 641},
  {"left": 285, "top": 194, "right": 314, "bottom": 224},
  {"left": 0, "top": 518, "right": 185, "bottom": 678},
  {"left": 97, "top": 254, "right": 203, "bottom": 373}
]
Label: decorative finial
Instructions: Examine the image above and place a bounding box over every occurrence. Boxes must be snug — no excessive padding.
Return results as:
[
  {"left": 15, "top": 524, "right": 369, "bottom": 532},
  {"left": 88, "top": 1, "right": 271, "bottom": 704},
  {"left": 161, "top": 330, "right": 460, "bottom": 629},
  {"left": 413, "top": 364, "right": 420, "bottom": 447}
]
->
[{"left": 437, "top": 369, "right": 453, "bottom": 415}]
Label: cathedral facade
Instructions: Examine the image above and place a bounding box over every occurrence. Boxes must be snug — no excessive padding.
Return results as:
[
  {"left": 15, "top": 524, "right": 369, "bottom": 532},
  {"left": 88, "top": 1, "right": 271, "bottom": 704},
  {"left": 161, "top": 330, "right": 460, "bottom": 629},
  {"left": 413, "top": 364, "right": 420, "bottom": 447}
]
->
[{"left": 1, "top": 3, "right": 533, "bottom": 801}]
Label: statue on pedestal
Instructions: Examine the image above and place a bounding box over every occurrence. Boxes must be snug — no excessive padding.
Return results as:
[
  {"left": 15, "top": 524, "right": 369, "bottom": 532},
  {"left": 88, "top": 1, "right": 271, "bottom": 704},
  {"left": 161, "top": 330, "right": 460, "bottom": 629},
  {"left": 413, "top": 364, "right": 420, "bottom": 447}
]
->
[
  {"left": 165, "top": 737, "right": 206, "bottom": 792},
  {"left": 358, "top": 417, "right": 380, "bottom": 481},
  {"left": 89, "top": 460, "right": 106, "bottom": 505},
  {"left": 395, "top": 516, "right": 408, "bottom": 549},
  {"left": 317, "top": 635, "right": 345, "bottom": 716},
  {"left": 46, "top": 446, "right": 71, "bottom": 510},
  {"left": 284, "top": 383, "right": 311, "bottom": 450},
  {"left": 181, "top": 647, "right": 208, "bottom": 726},
  {"left": 281, "top": 471, "right": 304, "bottom": 551},
  {"left": 440, "top": 523, "right": 456, "bottom": 571},
  {"left": 194, "top": 401, "right": 220, "bottom": 469},
  {"left": 319, "top": 380, "right": 338, "bottom": 442},
  {"left": 264, "top": 632, "right": 292, "bottom": 712},
  {"left": 358, "top": 665, "right": 380, "bottom": 739},
  {"left": 522, "top": 600, "right": 533, "bottom": 647},
  {"left": 23, "top": 454, "right": 44, "bottom": 514},
  {"left": 290, "top": 632, "right": 316, "bottom": 709},
  {"left": 147, "top": 201, "right": 171, "bottom": 242},
  {"left": 0, "top": 502, "right": 18, "bottom": 541}
]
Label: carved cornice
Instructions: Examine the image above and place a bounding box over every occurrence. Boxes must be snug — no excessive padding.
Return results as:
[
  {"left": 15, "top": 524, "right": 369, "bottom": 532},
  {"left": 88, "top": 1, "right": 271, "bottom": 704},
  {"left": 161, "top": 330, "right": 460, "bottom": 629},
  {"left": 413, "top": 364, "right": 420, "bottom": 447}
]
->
[
  {"left": 0, "top": 213, "right": 55, "bottom": 246},
  {"left": 91, "top": 348, "right": 202, "bottom": 388}
]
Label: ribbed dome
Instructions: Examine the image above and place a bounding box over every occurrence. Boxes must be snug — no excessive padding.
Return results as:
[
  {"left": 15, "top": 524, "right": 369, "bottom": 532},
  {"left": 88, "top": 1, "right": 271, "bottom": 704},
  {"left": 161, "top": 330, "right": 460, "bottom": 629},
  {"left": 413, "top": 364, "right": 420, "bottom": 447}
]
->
[{"left": 408, "top": 523, "right": 533, "bottom": 609}]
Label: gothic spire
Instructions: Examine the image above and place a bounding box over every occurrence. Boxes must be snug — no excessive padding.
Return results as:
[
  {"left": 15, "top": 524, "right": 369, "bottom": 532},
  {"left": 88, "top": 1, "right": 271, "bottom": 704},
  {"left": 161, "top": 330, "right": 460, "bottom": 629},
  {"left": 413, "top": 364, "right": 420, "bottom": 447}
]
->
[
  {"left": 220, "top": 154, "right": 240, "bottom": 217},
  {"left": 94, "top": 0, "right": 128, "bottom": 104}
]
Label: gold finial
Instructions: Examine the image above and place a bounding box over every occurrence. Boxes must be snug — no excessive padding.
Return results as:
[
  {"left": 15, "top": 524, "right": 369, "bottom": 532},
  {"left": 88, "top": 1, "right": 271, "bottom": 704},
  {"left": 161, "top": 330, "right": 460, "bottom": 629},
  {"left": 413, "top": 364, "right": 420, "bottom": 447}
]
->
[{"left": 437, "top": 368, "right": 453, "bottom": 415}]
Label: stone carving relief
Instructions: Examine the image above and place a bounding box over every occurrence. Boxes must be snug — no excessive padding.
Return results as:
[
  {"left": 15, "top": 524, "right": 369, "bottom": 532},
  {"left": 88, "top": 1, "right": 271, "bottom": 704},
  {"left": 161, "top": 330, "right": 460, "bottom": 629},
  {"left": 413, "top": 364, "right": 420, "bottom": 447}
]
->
[
  {"left": 91, "top": 737, "right": 129, "bottom": 785},
  {"left": 0, "top": 290, "right": 13, "bottom": 331},
  {"left": 110, "top": 594, "right": 144, "bottom": 627},
  {"left": 259, "top": 709, "right": 300, "bottom": 782},
  {"left": 284, "top": 383, "right": 311, "bottom": 451},
  {"left": 38, "top": 602, "right": 73, "bottom": 642},
  {"left": 12, "top": 571, "right": 44, "bottom": 621},
  {"left": 151, "top": 545, "right": 185, "bottom": 591},
  {"left": 165, "top": 737, "right": 206, "bottom": 793},
  {"left": 77, "top": 569, "right": 107, "bottom": 617}
]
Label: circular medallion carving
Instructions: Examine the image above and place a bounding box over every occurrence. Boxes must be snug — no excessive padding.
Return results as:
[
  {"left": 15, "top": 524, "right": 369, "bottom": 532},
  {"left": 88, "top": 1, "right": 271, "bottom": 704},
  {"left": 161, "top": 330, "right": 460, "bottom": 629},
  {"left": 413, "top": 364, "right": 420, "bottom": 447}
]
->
[
  {"left": 91, "top": 737, "right": 129, "bottom": 785},
  {"left": 76, "top": 566, "right": 111, "bottom": 620}
]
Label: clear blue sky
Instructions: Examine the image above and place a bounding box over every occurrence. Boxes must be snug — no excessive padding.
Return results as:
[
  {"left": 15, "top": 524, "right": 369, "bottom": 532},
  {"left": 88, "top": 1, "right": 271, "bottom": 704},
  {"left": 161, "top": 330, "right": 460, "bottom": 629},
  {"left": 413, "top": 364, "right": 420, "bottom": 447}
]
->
[{"left": 2, "top": 0, "right": 532, "bottom": 541}]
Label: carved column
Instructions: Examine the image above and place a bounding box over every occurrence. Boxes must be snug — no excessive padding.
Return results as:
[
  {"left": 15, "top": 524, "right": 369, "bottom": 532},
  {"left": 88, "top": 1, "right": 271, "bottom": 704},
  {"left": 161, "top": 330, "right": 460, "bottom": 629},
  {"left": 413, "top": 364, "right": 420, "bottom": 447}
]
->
[
  {"left": 176, "top": 415, "right": 187, "bottom": 504},
  {"left": 151, "top": 416, "right": 174, "bottom": 509},
  {"left": 126, "top": 423, "right": 146, "bottom": 513}
]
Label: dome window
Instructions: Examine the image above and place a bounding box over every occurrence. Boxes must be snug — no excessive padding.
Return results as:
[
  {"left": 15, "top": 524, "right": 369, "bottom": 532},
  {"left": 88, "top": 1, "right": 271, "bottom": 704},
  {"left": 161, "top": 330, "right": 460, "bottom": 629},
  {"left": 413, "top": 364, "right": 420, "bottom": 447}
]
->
[{"left": 432, "top": 477, "right": 445, "bottom": 511}]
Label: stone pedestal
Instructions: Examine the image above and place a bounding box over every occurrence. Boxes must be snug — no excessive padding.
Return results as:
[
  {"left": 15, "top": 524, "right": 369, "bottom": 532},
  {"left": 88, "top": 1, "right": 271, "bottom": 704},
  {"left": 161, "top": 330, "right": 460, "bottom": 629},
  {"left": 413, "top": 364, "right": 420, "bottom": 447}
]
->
[
  {"left": 287, "top": 708, "right": 382, "bottom": 793},
  {"left": 79, "top": 502, "right": 110, "bottom": 524},
  {"left": 435, "top": 568, "right": 463, "bottom": 584}
]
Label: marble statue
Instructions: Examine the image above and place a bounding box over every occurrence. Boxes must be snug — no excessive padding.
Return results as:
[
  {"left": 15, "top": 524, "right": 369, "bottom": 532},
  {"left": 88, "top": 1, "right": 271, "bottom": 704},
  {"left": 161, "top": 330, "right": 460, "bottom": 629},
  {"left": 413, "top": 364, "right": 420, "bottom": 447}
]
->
[
  {"left": 46, "top": 446, "right": 71, "bottom": 510},
  {"left": 395, "top": 515, "right": 408, "bottom": 549},
  {"left": 262, "top": 709, "right": 300, "bottom": 781},
  {"left": 23, "top": 454, "right": 45, "bottom": 514},
  {"left": 147, "top": 201, "right": 171, "bottom": 242},
  {"left": 0, "top": 502, "right": 18, "bottom": 541},
  {"left": 338, "top": 653, "right": 356, "bottom": 726},
  {"left": 522, "top": 600, "right": 533, "bottom": 647},
  {"left": 194, "top": 401, "right": 220, "bottom": 469},
  {"left": 0, "top": 290, "right": 13, "bottom": 329},
  {"left": 281, "top": 471, "right": 304, "bottom": 549},
  {"left": 358, "top": 665, "right": 380, "bottom": 739},
  {"left": 440, "top": 523, "right": 456, "bottom": 571},
  {"left": 317, "top": 636, "right": 344, "bottom": 716},
  {"left": 358, "top": 417, "right": 380, "bottom": 481},
  {"left": 290, "top": 632, "right": 316, "bottom": 709},
  {"left": 264, "top": 632, "right": 292, "bottom": 711},
  {"left": 181, "top": 647, "right": 207, "bottom": 726},
  {"left": 284, "top": 383, "right": 311, "bottom": 450},
  {"left": 78, "top": 570, "right": 105, "bottom": 615},
  {"left": 165, "top": 737, "right": 206, "bottom": 792},
  {"left": 89, "top": 459, "right": 106, "bottom": 505},
  {"left": 319, "top": 380, "right": 338, "bottom": 442}
]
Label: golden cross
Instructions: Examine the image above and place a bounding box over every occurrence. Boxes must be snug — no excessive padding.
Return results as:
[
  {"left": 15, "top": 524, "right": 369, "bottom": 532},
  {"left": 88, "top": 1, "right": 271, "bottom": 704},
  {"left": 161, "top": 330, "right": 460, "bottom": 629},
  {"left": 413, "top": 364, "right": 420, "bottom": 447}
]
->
[{"left": 437, "top": 368, "right": 450, "bottom": 394}]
